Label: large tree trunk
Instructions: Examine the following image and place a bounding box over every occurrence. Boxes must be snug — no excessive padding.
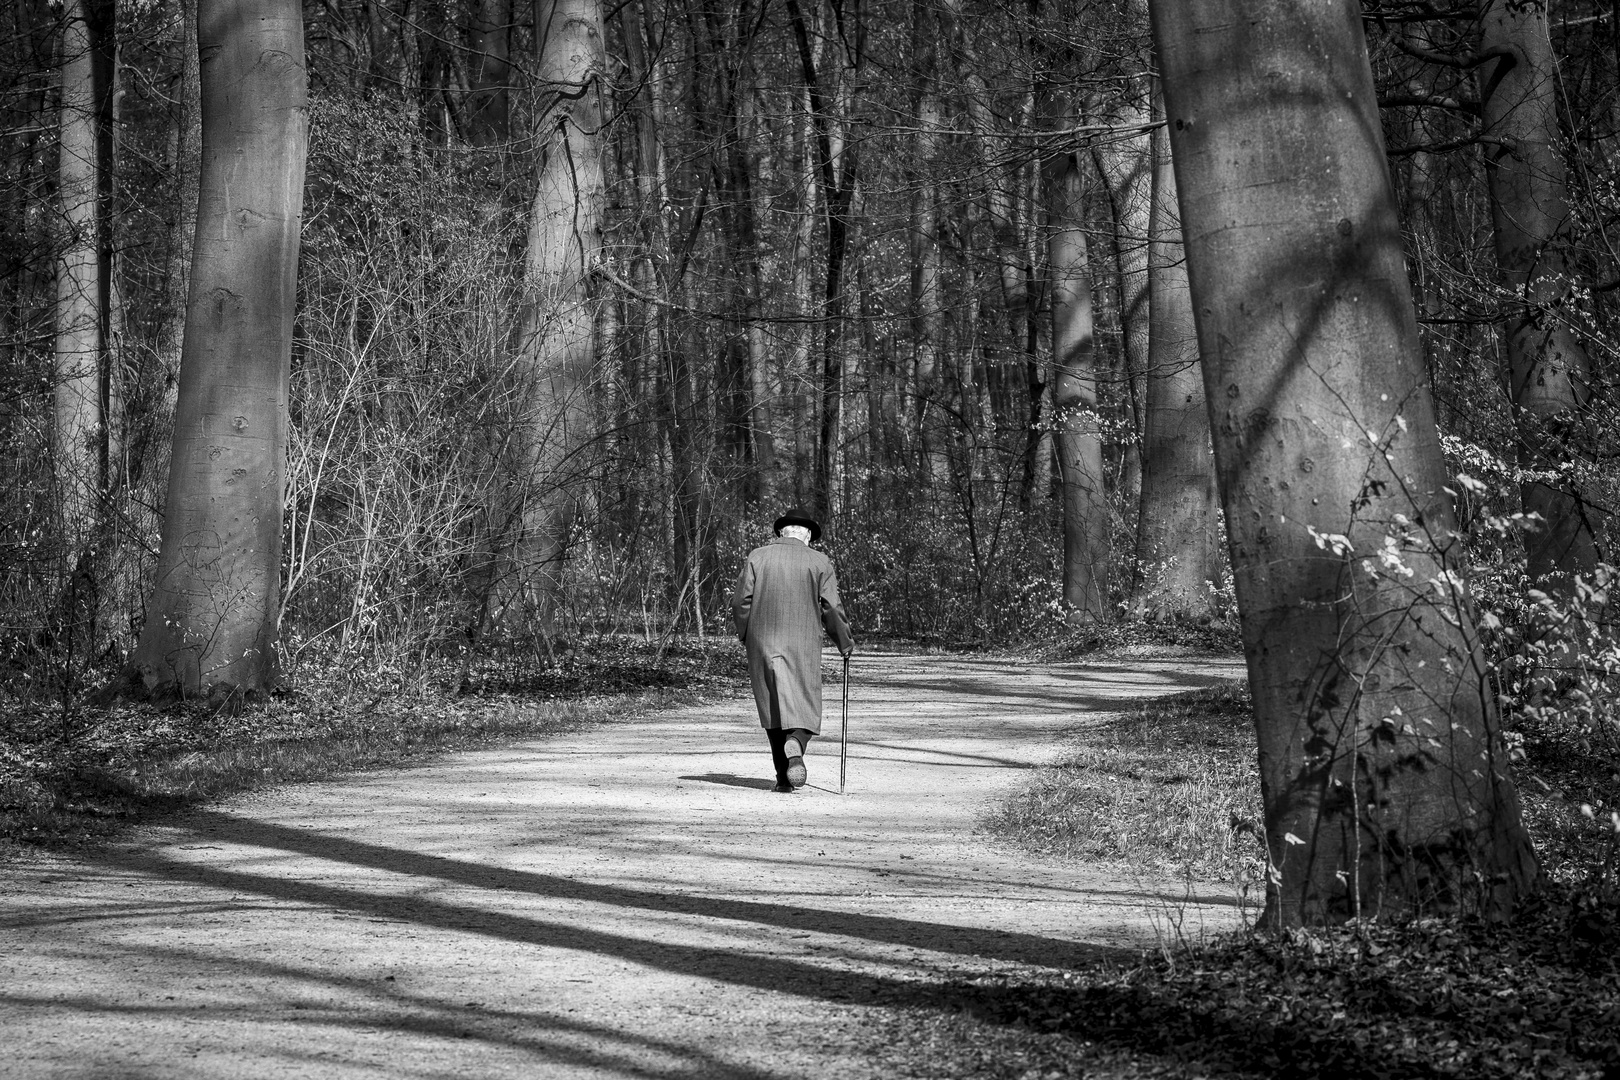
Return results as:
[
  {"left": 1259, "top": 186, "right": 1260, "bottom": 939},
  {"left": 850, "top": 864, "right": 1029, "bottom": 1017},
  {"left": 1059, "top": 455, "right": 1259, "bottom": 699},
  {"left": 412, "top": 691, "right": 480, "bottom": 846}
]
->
[
  {"left": 1153, "top": 0, "right": 1537, "bottom": 924},
  {"left": 1479, "top": 0, "right": 1601, "bottom": 591},
  {"left": 1131, "top": 83, "right": 1221, "bottom": 620},
  {"left": 1047, "top": 128, "right": 1109, "bottom": 621},
  {"left": 132, "top": 0, "right": 308, "bottom": 697},
  {"left": 505, "top": 0, "right": 606, "bottom": 638}
]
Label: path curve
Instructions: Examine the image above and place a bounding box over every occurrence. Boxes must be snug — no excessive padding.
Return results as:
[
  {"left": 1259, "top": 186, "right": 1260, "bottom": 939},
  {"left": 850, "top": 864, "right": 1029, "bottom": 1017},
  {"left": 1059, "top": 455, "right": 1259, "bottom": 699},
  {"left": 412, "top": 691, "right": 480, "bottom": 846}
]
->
[{"left": 1, "top": 650, "right": 1243, "bottom": 1079}]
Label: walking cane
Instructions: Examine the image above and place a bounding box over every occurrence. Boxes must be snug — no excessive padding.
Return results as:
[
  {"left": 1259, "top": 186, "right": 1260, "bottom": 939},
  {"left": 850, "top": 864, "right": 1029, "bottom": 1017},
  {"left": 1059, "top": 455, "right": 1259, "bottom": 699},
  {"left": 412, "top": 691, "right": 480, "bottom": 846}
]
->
[{"left": 839, "top": 653, "right": 850, "bottom": 794}]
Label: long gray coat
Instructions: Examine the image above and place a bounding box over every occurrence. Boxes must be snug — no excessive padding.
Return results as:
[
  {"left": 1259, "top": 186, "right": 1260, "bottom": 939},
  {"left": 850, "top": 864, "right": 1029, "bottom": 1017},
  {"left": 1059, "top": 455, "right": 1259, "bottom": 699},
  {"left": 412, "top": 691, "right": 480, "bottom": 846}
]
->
[{"left": 729, "top": 537, "right": 854, "bottom": 733}]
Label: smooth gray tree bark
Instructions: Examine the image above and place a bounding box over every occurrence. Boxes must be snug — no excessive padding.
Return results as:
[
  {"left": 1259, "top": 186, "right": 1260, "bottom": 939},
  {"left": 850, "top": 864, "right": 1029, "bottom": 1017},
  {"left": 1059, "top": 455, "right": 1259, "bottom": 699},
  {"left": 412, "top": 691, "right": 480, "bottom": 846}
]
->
[
  {"left": 53, "top": 0, "right": 105, "bottom": 551},
  {"left": 133, "top": 0, "right": 309, "bottom": 696},
  {"left": 1153, "top": 0, "right": 1537, "bottom": 924},
  {"left": 1479, "top": 0, "right": 1601, "bottom": 591},
  {"left": 501, "top": 0, "right": 606, "bottom": 637},
  {"left": 1131, "top": 83, "right": 1221, "bottom": 619},
  {"left": 1047, "top": 124, "right": 1109, "bottom": 621}
]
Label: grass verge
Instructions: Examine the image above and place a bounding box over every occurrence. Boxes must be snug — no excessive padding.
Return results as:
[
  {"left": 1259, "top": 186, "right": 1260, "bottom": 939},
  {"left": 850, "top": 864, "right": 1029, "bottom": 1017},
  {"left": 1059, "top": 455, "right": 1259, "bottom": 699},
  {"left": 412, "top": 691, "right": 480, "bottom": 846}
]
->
[
  {"left": 0, "top": 637, "right": 747, "bottom": 851},
  {"left": 981, "top": 679, "right": 1620, "bottom": 888},
  {"left": 980, "top": 680, "right": 1262, "bottom": 887},
  {"left": 1039, "top": 617, "right": 1243, "bottom": 660}
]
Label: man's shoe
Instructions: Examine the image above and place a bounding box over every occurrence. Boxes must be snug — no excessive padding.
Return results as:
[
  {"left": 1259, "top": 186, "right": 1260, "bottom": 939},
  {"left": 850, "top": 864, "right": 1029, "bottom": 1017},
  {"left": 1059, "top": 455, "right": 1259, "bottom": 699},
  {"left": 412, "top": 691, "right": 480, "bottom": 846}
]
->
[
  {"left": 786, "top": 756, "right": 807, "bottom": 789},
  {"left": 772, "top": 779, "right": 795, "bottom": 793}
]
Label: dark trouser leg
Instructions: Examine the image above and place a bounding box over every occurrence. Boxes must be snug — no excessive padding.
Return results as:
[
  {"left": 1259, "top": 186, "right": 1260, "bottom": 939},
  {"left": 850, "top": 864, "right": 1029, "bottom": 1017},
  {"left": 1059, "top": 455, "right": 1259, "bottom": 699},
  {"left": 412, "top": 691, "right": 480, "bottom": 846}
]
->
[
  {"left": 765, "top": 728, "right": 791, "bottom": 782},
  {"left": 766, "top": 727, "right": 815, "bottom": 790}
]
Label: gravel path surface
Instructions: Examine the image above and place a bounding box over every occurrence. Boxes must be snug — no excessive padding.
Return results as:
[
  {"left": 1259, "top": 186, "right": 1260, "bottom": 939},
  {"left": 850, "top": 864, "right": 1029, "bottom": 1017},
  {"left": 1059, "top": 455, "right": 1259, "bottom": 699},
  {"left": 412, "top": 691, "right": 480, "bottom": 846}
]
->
[{"left": 2, "top": 650, "right": 1244, "bottom": 1079}]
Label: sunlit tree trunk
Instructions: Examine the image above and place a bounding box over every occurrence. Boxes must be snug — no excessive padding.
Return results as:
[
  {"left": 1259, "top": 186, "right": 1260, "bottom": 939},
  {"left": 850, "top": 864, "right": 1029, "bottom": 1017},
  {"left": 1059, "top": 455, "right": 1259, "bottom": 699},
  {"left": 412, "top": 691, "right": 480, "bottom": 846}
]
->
[
  {"left": 132, "top": 0, "right": 308, "bottom": 697},
  {"left": 1092, "top": 103, "right": 1151, "bottom": 526},
  {"left": 736, "top": 83, "right": 778, "bottom": 505},
  {"left": 1479, "top": 0, "right": 1600, "bottom": 591},
  {"left": 1047, "top": 121, "right": 1109, "bottom": 621},
  {"left": 506, "top": 0, "right": 605, "bottom": 637},
  {"left": 1025, "top": 154, "right": 1053, "bottom": 505},
  {"left": 1154, "top": 0, "right": 1536, "bottom": 925},
  {"left": 53, "top": 0, "right": 107, "bottom": 553},
  {"left": 789, "top": 69, "right": 818, "bottom": 508},
  {"left": 910, "top": 0, "right": 947, "bottom": 484},
  {"left": 1131, "top": 83, "right": 1220, "bottom": 619}
]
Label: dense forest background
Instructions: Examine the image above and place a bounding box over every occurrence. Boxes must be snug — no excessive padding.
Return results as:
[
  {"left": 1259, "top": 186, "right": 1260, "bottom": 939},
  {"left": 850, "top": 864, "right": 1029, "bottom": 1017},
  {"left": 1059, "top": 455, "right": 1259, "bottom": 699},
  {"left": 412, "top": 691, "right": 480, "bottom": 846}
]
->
[{"left": 2, "top": 0, "right": 1618, "bottom": 690}]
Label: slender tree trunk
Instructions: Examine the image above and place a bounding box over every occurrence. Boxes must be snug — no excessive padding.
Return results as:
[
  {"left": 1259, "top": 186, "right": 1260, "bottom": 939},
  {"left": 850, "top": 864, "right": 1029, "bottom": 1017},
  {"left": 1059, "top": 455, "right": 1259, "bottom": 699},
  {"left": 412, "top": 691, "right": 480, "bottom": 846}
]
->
[
  {"left": 93, "top": 0, "right": 120, "bottom": 499},
  {"left": 1047, "top": 127, "right": 1109, "bottom": 621},
  {"left": 505, "top": 0, "right": 605, "bottom": 638},
  {"left": 1131, "top": 82, "right": 1220, "bottom": 619},
  {"left": 786, "top": 0, "right": 856, "bottom": 523},
  {"left": 129, "top": 0, "right": 199, "bottom": 547},
  {"left": 733, "top": 82, "right": 779, "bottom": 505},
  {"left": 1025, "top": 156, "right": 1053, "bottom": 507},
  {"left": 619, "top": 0, "right": 670, "bottom": 558},
  {"left": 132, "top": 0, "right": 308, "bottom": 697},
  {"left": 53, "top": 0, "right": 105, "bottom": 553},
  {"left": 467, "top": 0, "right": 510, "bottom": 147},
  {"left": 155, "top": 0, "right": 200, "bottom": 403},
  {"left": 1092, "top": 104, "right": 1151, "bottom": 529},
  {"left": 1153, "top": 0, "right": 1537, "bottom": 924},
  {"left": 910, "top": 0, "right": 946, "bottom": 484},
  {"left": 1395, "top": 24, "right": 1444, "bottom": 355},
  {"left": 942, "top": 0, "right": 1039, "bottom": 507},
  {"left": 790, "top": 72, "right": 818, "bottom": 508},
  {"left": 1479, "top": 0, "right": 1601, "bottom": 590},
  {"left": 701, "top": 2, "right": 772, "bottom": 506}
]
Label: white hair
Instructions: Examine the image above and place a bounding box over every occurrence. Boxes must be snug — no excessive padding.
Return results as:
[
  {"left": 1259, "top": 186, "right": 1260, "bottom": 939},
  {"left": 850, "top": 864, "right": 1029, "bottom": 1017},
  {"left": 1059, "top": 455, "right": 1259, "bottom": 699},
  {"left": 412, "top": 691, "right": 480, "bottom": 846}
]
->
[{"left": 780, "top": 524, "right": 813, "bottom": 545}]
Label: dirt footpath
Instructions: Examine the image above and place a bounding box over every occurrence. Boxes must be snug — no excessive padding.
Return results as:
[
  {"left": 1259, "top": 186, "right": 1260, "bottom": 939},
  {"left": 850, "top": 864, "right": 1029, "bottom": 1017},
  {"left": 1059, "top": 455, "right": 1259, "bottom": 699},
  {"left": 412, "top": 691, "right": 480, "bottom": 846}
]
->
[{"left": 1, "top": 651, "right": 1244, "bottom": 1079}]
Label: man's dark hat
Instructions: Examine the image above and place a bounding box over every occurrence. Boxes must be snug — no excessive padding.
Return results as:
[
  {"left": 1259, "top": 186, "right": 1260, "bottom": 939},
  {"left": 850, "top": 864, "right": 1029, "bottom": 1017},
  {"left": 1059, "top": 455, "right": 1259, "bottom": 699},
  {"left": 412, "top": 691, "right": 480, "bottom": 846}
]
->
[{"left": 773, "top": 506, "right": 822, "bottom": 543}]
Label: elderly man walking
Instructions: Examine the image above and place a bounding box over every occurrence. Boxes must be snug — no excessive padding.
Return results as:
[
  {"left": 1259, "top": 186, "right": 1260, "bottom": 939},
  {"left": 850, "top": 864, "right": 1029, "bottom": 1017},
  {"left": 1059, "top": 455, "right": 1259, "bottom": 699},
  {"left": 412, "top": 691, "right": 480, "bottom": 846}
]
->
[{"left": 729, "top": 507, "right": 855, "bottom": 792}]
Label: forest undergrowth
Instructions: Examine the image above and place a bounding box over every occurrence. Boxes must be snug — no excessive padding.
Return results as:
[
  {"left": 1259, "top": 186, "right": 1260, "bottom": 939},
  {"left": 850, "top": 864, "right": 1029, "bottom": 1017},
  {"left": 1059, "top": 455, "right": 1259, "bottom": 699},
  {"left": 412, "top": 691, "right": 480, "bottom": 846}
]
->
[{"left": 0, "top": 636, "right": 748, "bottom": 849}]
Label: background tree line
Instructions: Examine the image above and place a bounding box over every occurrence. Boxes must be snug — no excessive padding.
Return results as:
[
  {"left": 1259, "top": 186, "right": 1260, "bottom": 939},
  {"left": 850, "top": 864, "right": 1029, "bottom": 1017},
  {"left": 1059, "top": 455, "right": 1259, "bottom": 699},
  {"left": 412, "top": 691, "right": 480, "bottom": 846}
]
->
[
  {"left": 3, "top": 0, "right": 1619, "bottom": 923},
  {"left": 2, "top": 0, "right": 1235, "bottom": 681}
]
